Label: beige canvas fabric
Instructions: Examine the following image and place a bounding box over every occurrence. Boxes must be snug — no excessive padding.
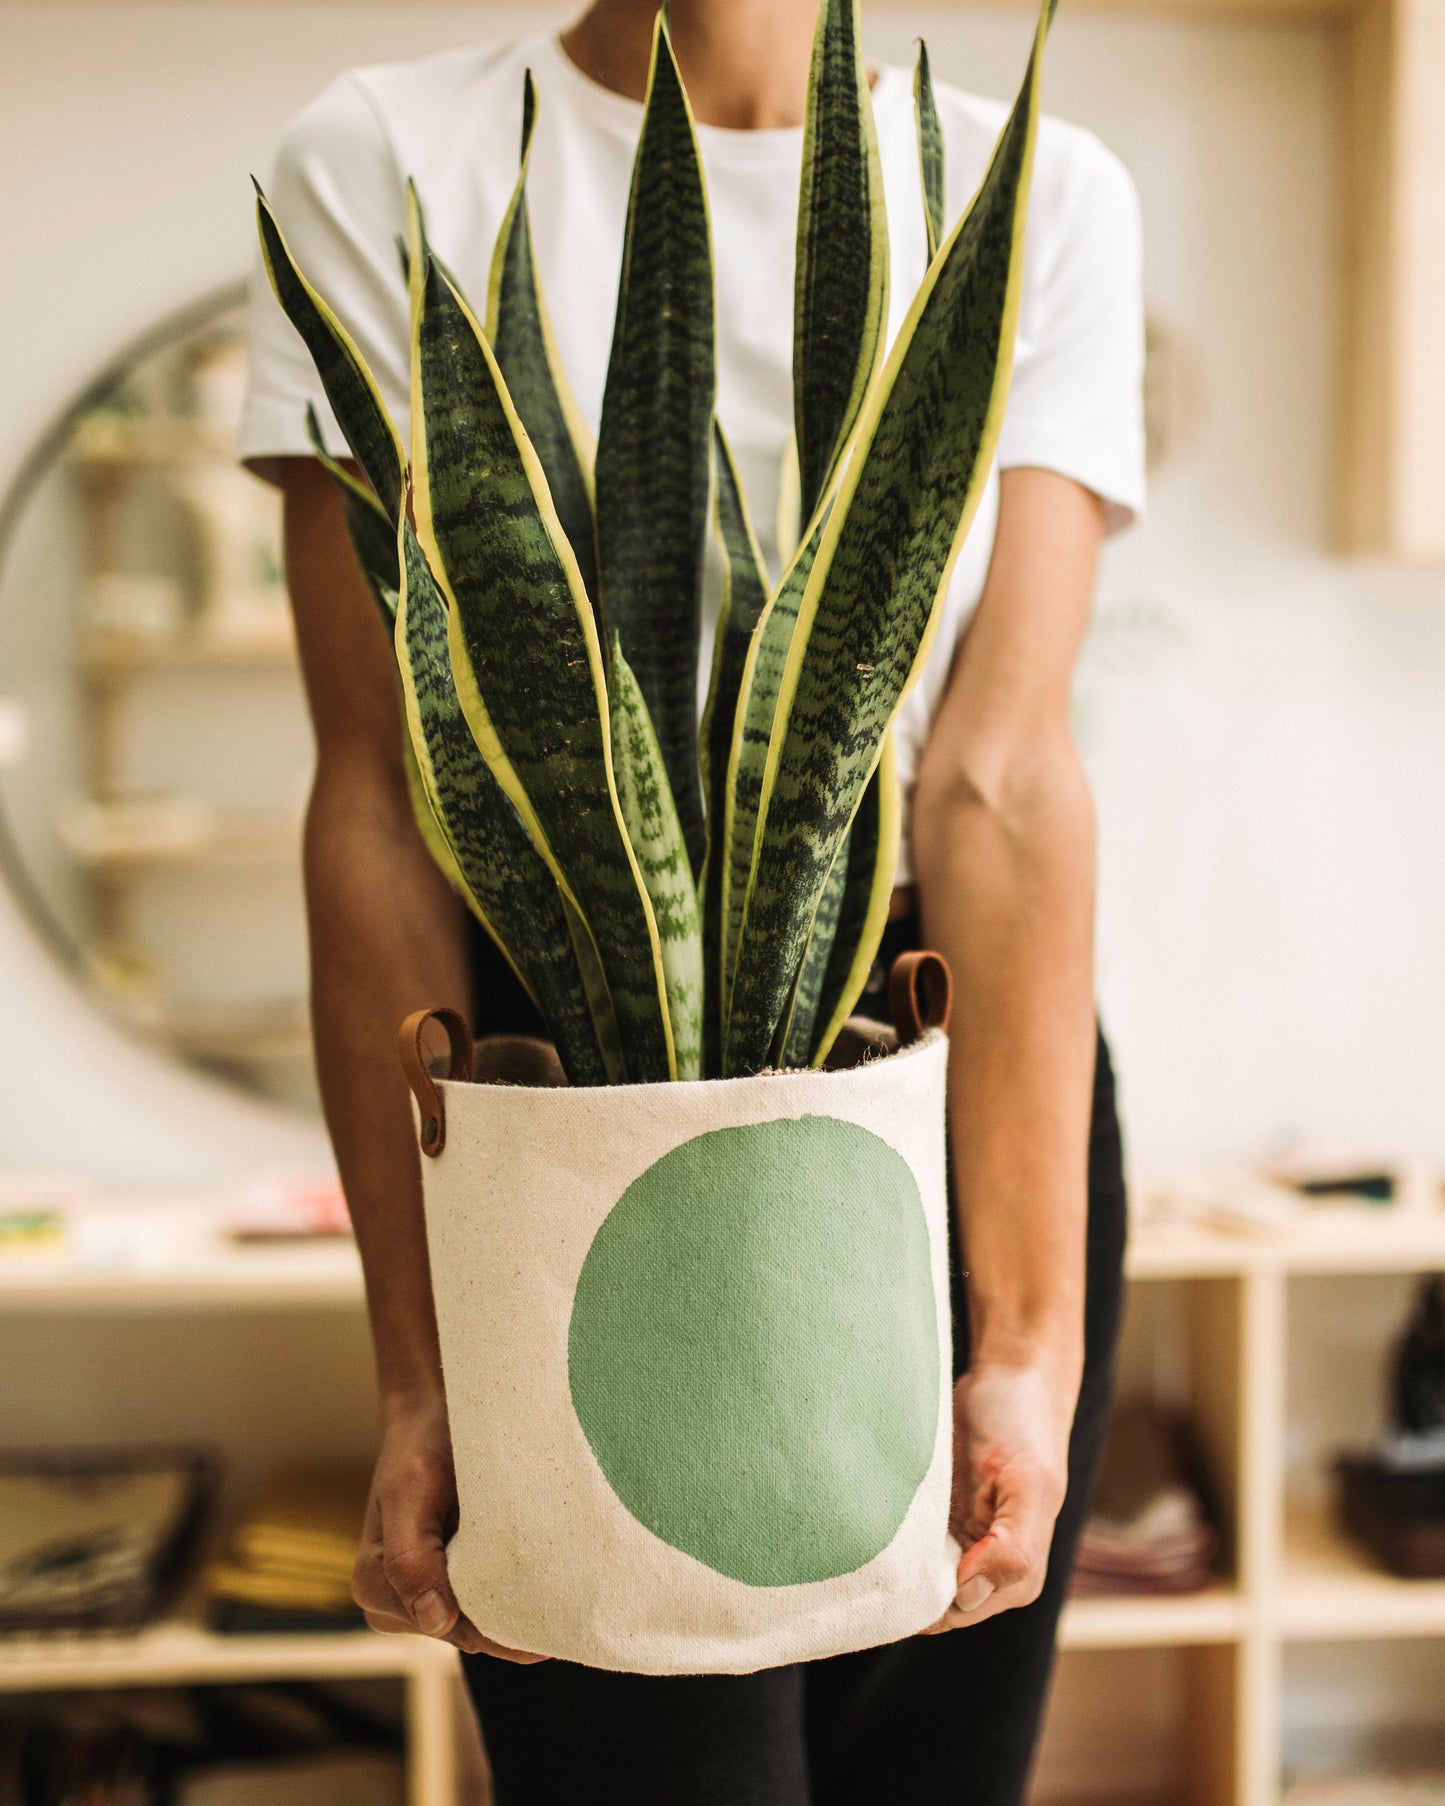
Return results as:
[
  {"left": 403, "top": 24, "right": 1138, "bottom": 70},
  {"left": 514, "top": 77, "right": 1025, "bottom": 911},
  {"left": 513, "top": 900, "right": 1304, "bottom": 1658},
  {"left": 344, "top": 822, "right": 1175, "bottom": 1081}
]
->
[{"left": 418, "top": 1030, "right": 957, "bottom": 1675}]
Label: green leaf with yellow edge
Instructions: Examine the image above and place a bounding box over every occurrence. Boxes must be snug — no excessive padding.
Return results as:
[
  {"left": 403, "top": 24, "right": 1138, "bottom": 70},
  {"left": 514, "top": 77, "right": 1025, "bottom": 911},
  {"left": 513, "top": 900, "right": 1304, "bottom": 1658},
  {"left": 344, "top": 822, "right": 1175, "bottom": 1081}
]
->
[
  {"left": 725, "top": 0, "right": 1054, "bottom": 1075},
  {"left": 253, "top": 182, "right": 405, "bottom": 524},
  {"left": 487, "top": 71, "right": 599, "bottom": 608},
  {"left": 609, "top": 639, "right": 703, "bottom": 1080},
  {"left": 304, "top": 403, "right": 399, "bottom": 609},
  {"left": 698, "top": 424, "right": 768, "bottom": 1075},
  {"left": 794, "top": 0, "right": 889, "bottom": 526},
  {"left": 914, "top": 41, "right": 945, "bottom": 260},
  {"left": 595, "top": 13, "right": 714, "bottom": 875},
  {"left": 718, "top": 506, "right": 830, "bottom": 1040},
  {"left": 396, "top": 514, "right": 614, "bottom": 1087},
  {"left": 804, "top": 730, "right": 900, "bottom": 1066},
  {"left": 406, "top": 199, "right": 675, "bottom": 1084}
]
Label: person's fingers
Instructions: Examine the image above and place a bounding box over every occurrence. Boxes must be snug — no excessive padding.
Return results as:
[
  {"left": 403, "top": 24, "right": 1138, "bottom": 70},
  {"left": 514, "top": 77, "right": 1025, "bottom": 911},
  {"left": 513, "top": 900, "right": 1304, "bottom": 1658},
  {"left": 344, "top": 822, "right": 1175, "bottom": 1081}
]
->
[
  {"left": 355, "top": 1487, "right": 549, "bottom": 1662},
  {"left": 377, "top": 1491, "right": 462, "bottom": 1639},
  {"left": 922, "top": 1475, "right": 1061, "bottom": 1634},
  {"left": 352, "top": 1490, "right": 412, "bottom": 1624}
]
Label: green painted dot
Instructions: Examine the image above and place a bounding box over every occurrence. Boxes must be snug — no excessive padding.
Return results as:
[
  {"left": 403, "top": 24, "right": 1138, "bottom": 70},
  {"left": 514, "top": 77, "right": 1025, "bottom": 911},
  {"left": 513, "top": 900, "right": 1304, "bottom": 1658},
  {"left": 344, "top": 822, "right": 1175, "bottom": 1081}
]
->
[{"left": 567, "top": 1114, "right": 939, "bottom": 1588}]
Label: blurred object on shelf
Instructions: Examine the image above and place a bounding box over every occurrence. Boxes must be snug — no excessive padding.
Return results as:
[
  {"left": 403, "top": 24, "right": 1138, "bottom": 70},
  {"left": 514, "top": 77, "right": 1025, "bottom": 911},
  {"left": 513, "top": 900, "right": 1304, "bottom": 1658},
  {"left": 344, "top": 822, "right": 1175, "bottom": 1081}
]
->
[
  {"left": 0, "top": 1682, "right": 404, "bottom": 1805},
  {"left": 86, "top": 571, "right": 186, "bottom": 640},
  {"left": 1070, "top": 1399, "right": 1220, "bottom": 1597},
  {"left": 1394, "top": 1274, "right": 1445, "bottom": 1441},
  {"left": 1134, "top": 1168, "right": 1302, "bottom": 1236},
  {"left": 1267, "top": 1147, "right": 1403, "bottom": 1205},
  {"left": 0, "top": 1448, "right": 216, "bottom": 1634},
  {"left": 226, "top": 1172, "right": 349, "bottom": 1243},
  {"left": 1335, "top": 1459, "right": 1445, "bottom": 1578},
  {"left": 178, "top": 1748, "right": 404, "bottom": 1806},
  {"left": 58, "top": 792, "right": 214, "bottom": 862},
  {"left": 206, "top": 1463, "right": 369, "bottom": 1634},
  {"left": 1284, "top": 1774, "right": 1445, "bottom": 1804},
  {"left": 1333, "top": 1274, "right": 1445, "bottom": 1578},
  {"left": 0, "top": 1209, "right": 65, "bottom": 1256},
  {"left": 1142, "top": 312, "right": 1207, "bottom": 475}
]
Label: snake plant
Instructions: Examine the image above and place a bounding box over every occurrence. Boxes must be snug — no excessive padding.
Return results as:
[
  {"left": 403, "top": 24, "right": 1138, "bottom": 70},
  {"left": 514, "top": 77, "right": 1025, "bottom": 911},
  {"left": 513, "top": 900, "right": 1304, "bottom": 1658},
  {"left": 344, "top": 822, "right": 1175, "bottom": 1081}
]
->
[{"left": 255, "top": 0, "right": 1056, "bottom": 1084}]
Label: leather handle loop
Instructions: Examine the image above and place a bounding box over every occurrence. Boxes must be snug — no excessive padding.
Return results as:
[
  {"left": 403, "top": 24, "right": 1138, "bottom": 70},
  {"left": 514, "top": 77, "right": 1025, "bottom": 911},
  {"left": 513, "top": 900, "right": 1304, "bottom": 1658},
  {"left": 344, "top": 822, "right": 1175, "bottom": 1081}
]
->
[
  {"left": 888, "top": 951, "right": 953, "bottom": 1047},
  {"left": 398, "top": 1006, "right": 474, "bottom": 1158}
]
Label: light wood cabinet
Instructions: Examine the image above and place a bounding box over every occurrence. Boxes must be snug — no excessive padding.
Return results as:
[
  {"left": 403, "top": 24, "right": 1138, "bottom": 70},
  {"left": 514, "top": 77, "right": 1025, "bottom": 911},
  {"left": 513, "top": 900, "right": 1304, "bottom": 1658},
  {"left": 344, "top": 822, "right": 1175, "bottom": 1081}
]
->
[{"left": 3, "top": 1191, "right": 1444, "bottom": 1803}]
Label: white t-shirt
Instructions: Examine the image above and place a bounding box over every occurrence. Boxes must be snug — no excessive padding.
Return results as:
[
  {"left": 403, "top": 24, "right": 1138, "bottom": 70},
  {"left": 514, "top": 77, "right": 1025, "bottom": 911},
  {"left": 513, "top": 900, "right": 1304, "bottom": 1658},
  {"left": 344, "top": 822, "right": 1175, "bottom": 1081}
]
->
[{"left": 238, "top": 33, "right": 1146, "bottom": 882}]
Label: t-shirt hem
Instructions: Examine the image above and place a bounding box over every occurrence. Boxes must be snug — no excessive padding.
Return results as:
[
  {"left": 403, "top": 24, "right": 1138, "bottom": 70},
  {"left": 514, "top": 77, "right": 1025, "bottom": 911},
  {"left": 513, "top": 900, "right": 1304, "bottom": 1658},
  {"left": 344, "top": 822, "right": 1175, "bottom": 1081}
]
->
[
  {"left": 996, "top": 415, "right": 1146, "bottom": 535},
  {"left": 236, "top": 393, "right": 346, "bottom": 483}
]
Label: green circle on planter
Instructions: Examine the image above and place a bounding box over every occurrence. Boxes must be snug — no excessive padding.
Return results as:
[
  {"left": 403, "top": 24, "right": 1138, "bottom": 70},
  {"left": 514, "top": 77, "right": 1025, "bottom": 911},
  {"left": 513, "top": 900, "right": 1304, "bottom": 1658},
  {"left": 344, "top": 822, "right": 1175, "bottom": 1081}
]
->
[{"left": 567, "top": 1113, "right": 940, "bottom": 1587}]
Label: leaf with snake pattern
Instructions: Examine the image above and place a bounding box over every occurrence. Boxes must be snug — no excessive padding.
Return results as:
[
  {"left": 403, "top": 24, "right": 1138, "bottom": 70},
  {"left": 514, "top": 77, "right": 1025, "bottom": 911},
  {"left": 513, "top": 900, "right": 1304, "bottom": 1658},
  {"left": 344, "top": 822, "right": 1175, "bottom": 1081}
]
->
[
  {"left": 793, "top": 0, "right": 889, "bottom": 526},
  {"left": 487, "top": 70, "right": 599, "bottom": 609},
  {"left": 725, "top": 0, "right": 1054, "bottom": 1075},
  {"left": 406, "top": 202, "right": 675, "bottom": 1082},
  {"left": 594, "top": 13, "right": 715, "bottom": 875}
]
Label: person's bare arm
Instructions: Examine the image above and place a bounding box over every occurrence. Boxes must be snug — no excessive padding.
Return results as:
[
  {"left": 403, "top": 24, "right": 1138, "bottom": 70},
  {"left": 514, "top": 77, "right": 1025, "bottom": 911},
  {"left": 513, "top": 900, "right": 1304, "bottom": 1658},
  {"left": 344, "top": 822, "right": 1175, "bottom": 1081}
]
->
[
  {"left": 910, "top": 465, "right": 1105, "bottom": 1630},
  {"left": 280, "top": 455, "right": 542, "bottom": 1661}
]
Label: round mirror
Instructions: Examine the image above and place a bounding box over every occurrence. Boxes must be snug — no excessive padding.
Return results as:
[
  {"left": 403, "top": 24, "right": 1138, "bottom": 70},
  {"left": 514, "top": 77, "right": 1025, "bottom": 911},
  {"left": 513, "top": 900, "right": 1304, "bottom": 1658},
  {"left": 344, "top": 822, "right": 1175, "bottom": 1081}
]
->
[{"left": 0, "top": 285, "right": 319, "bottom": 1114}]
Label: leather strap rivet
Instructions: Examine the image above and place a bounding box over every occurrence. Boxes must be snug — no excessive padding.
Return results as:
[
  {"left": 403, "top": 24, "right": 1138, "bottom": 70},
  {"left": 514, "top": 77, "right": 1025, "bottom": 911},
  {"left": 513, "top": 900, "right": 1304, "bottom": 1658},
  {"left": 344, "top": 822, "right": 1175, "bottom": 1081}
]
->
[{"left": 398, "top": 1006, "right": 474, "bottom": 1160}]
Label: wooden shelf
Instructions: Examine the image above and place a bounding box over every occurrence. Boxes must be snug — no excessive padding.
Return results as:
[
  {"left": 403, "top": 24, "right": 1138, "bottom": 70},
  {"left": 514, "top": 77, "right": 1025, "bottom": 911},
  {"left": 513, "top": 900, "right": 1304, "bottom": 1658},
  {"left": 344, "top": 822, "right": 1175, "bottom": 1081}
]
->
[
  {"left": 82, "top": 625, "right": 295, "bottom": 675},
  {"left": 0, "top": 1200, "right": 361, "bottom": 1313},
  {"left": 1125, "top": 1196, "right": 1445, "bottom": 1279},
  {"left": 1278, "top": 1500, "right": 1445, "bottom": 1641},
  {"left": 1059, "top": 1583, "right": 1246, "bottom": 1648},
  {"left": 0, "top": 1614, "right": 454, "bottom": 1693},
  {"left": 67, "top": 417, "right": 237, "bottom": 468},
  {"left": 65, "top": 808, "right": 301, "bottom": 868}
]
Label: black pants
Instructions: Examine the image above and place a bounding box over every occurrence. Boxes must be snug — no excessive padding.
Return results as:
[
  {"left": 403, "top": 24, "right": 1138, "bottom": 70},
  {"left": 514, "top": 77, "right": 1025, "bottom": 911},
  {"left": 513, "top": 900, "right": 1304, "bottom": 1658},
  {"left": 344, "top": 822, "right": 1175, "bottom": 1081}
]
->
[{"left": 461, "top": 916, "right": 1129, "bottom": 1806}]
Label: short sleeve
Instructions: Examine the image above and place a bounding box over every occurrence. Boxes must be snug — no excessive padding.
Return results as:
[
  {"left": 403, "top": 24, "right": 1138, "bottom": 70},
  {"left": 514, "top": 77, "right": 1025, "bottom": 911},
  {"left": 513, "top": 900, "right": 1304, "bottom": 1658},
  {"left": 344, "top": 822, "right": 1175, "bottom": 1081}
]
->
[
  {"left": 994, "top": 130, "right": 1146, "bottom": 535},
  {"left": 236, "top": 72, "right": 410, "bottom": 485}
]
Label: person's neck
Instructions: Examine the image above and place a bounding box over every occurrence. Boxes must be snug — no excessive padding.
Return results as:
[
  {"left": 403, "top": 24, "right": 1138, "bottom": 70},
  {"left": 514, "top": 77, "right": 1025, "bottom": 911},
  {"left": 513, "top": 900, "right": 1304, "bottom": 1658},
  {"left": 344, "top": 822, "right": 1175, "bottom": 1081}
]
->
[{"left": 559, "top": 0, "right": 818, "bottom": 130}]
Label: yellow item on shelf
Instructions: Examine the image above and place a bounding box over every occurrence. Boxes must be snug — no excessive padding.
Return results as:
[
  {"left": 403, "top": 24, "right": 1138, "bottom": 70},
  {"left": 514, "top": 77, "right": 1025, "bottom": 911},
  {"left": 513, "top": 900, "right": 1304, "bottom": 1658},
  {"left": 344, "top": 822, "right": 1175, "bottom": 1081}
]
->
[{"left": 206, "top": 1462, "right": 370, "bottom": 1618}]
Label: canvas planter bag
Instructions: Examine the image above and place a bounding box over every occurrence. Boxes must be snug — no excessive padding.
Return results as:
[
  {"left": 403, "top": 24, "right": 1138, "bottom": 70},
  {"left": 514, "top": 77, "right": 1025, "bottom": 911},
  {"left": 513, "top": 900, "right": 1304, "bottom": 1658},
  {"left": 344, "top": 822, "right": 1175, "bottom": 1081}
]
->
[{"left": 399, "top": 953, "right": 960, "bottom": 1676}]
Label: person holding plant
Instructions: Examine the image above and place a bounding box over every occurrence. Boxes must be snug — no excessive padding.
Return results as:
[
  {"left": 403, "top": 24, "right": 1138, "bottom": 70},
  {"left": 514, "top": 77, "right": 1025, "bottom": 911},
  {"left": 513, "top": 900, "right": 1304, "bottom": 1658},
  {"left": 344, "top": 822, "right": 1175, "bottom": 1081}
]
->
[{"left": 238, "top": 0, "right": 1144, "bottom": 1798}]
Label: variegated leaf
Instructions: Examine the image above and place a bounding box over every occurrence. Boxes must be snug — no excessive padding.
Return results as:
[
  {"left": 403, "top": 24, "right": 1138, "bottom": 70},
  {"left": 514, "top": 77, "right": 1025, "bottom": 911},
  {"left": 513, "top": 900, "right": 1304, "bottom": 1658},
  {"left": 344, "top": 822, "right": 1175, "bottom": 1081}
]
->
[
  {"left": 609, "top": 639, "right": 703, "bottom": 1080},
  {"left": 304, "top": 403, "right": 399, "bottom": 611},
  {"left": 594, "top": 13, "right": 714, "bottom": 874},
  {"left": 407, "top": 221, "right": 675, "bottom": 1083},
  {"left": 487, "top": 71, "right": 599, "bottom": 608},
  {"left": 726, "top": 0, "right": 1053, "bottom": 1075},
  {"left": 914, "top": 41, "right": 945, "bottom": 261},
  {"left": 397, "top": 515, "right": 614, "bottom": 1086},
  {"left": 253, "top": 182, "right": 405, "bottom": 523},
  {"left": 805, "top": 731, "right": 901, "bottom": 1065},
  {"left": 699, "top": 423, "right": 768, "bottom": 1075},
  {"left": 719, "top": 506, "right": 830, "bottom": 1034},
  {"left": 793, "top": 0, "right": 889, "bottom": 525}
]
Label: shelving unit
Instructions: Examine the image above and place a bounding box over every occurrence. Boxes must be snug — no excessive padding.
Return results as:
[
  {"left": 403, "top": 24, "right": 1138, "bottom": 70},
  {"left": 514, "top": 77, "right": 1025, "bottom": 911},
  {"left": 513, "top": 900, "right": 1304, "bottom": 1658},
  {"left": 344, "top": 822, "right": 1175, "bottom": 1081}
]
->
[
  {"left": 0, "top": 1609, "right": 465, "bottom": 1806},
  {"left": 3, "top": 1188, "right": 1443, "bottom": 1804},
  {"left": 1036, "top": 1189, "right": 1445, "bottom": 1806}
]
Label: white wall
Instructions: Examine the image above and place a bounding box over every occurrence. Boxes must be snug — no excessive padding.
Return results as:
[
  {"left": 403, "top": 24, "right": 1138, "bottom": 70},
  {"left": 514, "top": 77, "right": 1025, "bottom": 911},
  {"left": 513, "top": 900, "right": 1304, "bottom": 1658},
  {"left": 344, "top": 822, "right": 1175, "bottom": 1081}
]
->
[{"left": 2, "top": 1, "right": 1443, "bottom": 1186}]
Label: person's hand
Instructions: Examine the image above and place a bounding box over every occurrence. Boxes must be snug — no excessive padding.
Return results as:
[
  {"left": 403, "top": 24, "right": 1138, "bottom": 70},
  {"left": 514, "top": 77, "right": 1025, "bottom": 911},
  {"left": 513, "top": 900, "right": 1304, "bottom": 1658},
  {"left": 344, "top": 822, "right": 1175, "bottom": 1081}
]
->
[
  {"left": 352, "top": 1390, "right": 549, "bottom": 1662},
  {"left": 921, "top": 1357, "right": 1075, "bottom": 1634}
]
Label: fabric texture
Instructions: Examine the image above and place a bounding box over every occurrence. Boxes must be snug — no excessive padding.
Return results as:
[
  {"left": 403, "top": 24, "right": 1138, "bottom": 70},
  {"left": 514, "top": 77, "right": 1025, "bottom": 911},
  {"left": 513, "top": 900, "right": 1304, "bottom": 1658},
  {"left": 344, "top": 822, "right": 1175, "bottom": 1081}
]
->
[
  {"left": 459, "top": 919, "right": 1130, "bottom": 1804},
  {"left": 237, "top": 32, "right": 1146, "bottom": 882},
  {"left": 419, "top": 1030, "right": 958, "bottom": 1674}
]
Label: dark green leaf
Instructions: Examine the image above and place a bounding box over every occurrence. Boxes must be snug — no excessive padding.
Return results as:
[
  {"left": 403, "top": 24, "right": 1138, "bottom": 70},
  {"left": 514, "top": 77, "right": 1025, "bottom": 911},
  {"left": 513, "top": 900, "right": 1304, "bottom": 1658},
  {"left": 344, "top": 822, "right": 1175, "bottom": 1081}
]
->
[
  {"left": 594, "top": 13, "right": 714, "bottom": 875},
  {"left": 914, "top": 41, "right": 945, "bottom": 260},
  {"left": 487, "top": 72, "right": 599, "bottom": 608},
  {"left": 410, "top": 243, "right": 675, "bottom": 1082},
  {"left": 397, "top": 517, "right": 613, "bottom": 1085},
  {"left": 253, "top": 181, "right": 405, "bottom": 523},
  {"left": 726, "top": 0, "right": 1052, "bottom": 1074},
  {"left": 793, "top": 0, "right": 889, "bottom": 524}
]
